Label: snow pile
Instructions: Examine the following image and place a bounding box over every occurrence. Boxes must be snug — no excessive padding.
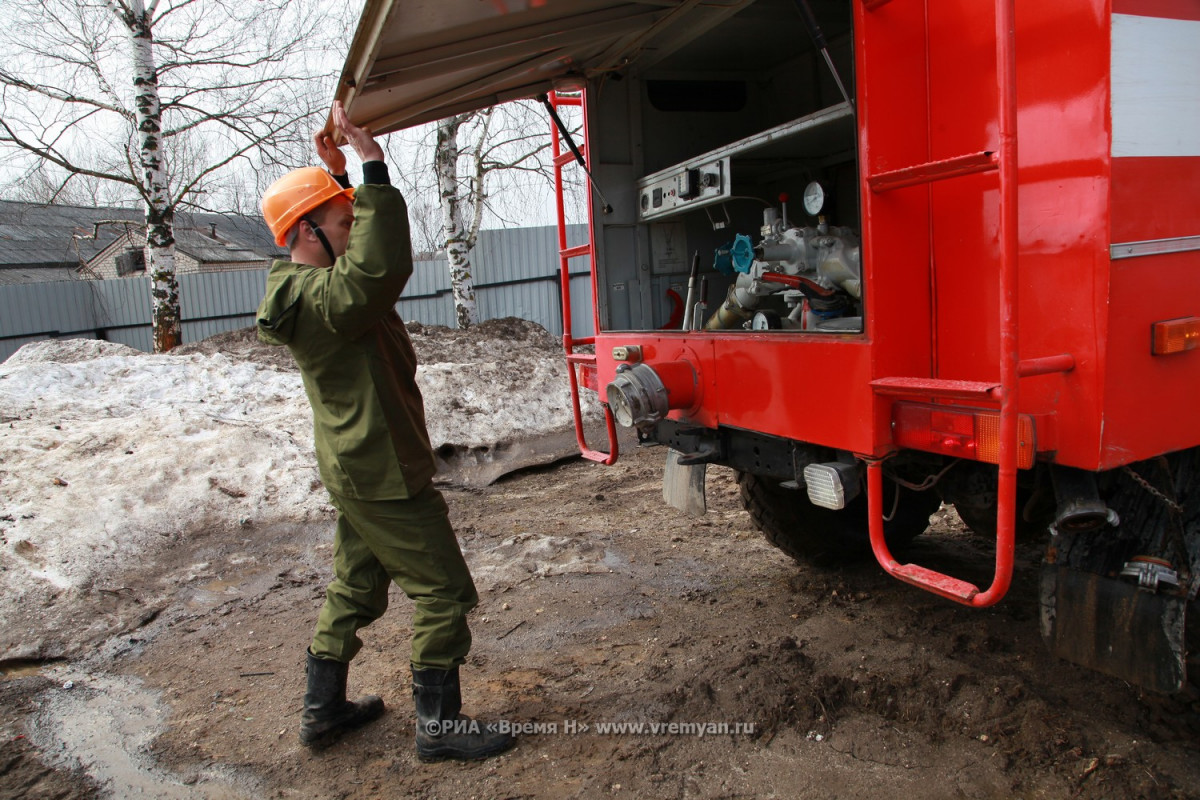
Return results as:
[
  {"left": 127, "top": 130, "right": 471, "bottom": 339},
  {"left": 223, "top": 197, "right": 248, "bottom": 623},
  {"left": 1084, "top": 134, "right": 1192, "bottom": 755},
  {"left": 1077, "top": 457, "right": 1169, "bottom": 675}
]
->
[
  {"left": 405, "top": 319, "right": 590, "bottom": 454},
  {"left": 0, "top": 321, "right": 600, "bottom": 659}
]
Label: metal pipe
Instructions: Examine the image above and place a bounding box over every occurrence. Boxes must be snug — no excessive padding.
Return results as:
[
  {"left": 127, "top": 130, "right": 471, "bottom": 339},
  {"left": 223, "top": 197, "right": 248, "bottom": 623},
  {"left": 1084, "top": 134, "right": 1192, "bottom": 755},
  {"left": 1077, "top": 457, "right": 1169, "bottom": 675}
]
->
[
  {"left": 681, "top": 251, "right": 700, "bottom": 330},
  {"left": 977, "top": 0, "right": 1020, "bottom": 607}
]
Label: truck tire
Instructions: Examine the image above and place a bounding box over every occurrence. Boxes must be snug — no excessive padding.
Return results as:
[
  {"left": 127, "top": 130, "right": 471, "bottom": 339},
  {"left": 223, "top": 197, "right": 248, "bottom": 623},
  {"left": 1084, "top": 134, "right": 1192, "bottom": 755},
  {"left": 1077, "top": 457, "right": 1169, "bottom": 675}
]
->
[
  {"left": 1055, "top": 447, "right": 1199, "bottom": 576},
  {"left": 1050, "top": 447, "right": 1200, "bottom": 706},
  {"left": 737, "top": 471, "right": 940, "bottom": 565}
]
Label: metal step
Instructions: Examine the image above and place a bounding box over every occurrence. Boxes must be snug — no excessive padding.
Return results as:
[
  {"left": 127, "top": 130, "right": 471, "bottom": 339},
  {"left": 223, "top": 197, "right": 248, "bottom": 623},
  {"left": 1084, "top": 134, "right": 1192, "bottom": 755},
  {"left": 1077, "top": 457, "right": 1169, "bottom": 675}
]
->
[
  {"left": 559, "top": 244, "right": 591, "bottom": 260},
  {"left": 868, "top": 150, "right": 998, "bottom": 192},
  {"left": 871, "top": 376, "right": 1001, "bottom": 401}
]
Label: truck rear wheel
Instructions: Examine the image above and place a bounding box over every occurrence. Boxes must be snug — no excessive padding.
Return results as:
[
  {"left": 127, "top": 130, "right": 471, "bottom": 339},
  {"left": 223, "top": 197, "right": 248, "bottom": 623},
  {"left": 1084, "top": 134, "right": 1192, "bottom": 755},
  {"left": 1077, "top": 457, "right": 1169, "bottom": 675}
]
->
[
  {"left": 737, "top": 471, "right": 940, "bottom": 565},
  {"left": 1044, "top": 447, "right": 1199, "bottom": 701}
]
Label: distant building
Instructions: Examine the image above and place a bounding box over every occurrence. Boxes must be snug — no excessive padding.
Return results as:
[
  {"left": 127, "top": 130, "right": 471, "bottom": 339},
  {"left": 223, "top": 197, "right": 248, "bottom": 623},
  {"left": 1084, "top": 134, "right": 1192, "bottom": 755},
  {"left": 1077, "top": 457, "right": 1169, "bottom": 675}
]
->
[
  {"left": 85, "top": 221, "right": 283, "bottom": 279},
  {"left": 0, "top": 200, "right": 284, "bottom": 285}
]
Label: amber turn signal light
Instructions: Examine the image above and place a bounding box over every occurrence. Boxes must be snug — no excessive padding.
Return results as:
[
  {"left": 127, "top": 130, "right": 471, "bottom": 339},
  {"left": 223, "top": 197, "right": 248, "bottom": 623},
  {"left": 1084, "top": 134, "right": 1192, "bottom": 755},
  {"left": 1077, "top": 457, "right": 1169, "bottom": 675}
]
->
[{"left": 1151, "top": 317, "right": 1200, "bottom": 355}]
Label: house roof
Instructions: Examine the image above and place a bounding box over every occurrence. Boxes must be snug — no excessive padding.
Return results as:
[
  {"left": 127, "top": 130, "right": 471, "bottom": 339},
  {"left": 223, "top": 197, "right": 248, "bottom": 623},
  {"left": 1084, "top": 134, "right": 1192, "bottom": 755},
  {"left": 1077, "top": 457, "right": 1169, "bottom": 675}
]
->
[
  {"left": 0, "top": 201, "right": 142, "bottom": 269},
  {"left": 0, "top": 200, "right": 285, "bottom": 282},
  {"left": 0, "top": 266, "right": 81, "bottom": 286},
  {"left": 87, "top": 224, "right": 279, "bottom": 271}
]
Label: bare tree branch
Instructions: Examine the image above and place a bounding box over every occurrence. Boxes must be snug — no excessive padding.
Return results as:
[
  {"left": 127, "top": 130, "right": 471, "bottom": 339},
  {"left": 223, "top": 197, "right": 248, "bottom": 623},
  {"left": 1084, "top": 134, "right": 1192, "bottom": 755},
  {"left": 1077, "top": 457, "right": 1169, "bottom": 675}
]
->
[
  {"left": 0, "top": 0, "right": 349, "bottom": 351},
  {"left": 0, "top": 118, "right": 138, "bottom": 187},
  {"left": 173, "top": 109, "right": 313, "bottom": 203},
  {"left": 0, "top": 70, "right": 136, "bottom": 121}
]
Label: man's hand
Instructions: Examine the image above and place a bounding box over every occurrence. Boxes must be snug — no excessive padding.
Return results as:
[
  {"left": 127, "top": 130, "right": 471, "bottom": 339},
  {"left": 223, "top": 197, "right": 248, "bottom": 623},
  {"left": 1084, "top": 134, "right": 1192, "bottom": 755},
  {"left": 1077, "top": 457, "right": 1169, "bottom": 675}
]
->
[
  {"left": 332, "top": 100, "right": 385, "bottom": 164},
  {"left": 314, "top": 129, "right": 347, "bottom": 176}
]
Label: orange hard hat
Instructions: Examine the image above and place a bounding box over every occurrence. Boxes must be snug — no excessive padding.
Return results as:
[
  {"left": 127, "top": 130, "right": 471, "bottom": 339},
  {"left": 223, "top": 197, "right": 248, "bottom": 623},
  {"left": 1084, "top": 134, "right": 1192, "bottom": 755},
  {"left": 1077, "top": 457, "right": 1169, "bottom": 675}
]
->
[{"left": 261, "top": 167, "right": 355, "bottom": 246}]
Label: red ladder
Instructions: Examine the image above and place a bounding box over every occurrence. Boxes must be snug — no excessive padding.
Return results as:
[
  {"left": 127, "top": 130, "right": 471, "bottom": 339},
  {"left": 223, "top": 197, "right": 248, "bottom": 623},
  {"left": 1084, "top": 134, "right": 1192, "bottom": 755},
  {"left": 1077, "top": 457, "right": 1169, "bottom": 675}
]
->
[
  {"left": 549, "top": 90, "right": 618, "bottom": 464},
  {"left": 863, "top": 0, "right": 1071, "bottom": 606}
]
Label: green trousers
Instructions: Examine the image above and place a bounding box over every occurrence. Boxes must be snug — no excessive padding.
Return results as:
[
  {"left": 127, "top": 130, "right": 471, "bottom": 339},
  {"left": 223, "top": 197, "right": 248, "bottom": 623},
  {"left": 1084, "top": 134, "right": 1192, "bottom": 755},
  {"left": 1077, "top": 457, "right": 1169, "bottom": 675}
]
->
[{"left": 309, "top": 485, "right": 479, "bottom": 670}]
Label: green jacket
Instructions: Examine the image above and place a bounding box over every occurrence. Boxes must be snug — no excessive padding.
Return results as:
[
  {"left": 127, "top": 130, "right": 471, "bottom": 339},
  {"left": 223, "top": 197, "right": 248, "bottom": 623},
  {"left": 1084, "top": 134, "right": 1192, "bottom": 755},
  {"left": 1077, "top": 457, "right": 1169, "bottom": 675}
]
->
[{"left": 255, "top": 182, "right": 436, "bottom": 500}]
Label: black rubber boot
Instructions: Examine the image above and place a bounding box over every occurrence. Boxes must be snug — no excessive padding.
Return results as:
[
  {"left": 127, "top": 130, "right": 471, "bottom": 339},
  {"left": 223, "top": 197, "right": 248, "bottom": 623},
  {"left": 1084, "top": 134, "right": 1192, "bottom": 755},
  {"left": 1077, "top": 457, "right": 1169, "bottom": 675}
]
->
[
  {"left": 412, "top": 666, "right": 515, "bottom": 762},
  {"left": 299, "top": 650, "right": 385, "bottom": 747}
]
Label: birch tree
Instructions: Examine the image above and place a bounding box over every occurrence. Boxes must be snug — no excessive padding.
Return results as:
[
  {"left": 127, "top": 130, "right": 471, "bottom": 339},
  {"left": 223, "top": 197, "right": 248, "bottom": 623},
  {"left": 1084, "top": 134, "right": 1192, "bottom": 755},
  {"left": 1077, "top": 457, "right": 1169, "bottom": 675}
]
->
[
  {"left": 434, "top": 112, "right": 483, "bottom": 330},
  {"left": 392, "top": 99, "right": 583, "bottom": 329},
  {"left": 0, "top": 0, "right": 345, "bottom": 351}
]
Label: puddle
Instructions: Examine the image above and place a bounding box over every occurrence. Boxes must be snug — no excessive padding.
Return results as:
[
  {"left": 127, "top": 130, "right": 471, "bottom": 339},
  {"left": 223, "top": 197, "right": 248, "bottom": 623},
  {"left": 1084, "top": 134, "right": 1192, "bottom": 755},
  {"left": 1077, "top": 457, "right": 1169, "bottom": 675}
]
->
[
  {"left": 30, "top": 670, "right": 258, "bottom": 799},
  {"left": 201, "top": 566, "right": 267, "bottom": 595},
  {"left": 0, "top": 659, "right": 55, "bottom": 680},
  {"left": 181, "top": 564, "right": 272, "bottom": 612}
]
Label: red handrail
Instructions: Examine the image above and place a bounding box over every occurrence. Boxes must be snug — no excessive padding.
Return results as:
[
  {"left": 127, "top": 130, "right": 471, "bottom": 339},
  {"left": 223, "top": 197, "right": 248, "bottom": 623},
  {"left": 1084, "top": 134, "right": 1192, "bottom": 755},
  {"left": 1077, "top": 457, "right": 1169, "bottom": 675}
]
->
[{"left": 866, "top": 0, "right": 1020, "bottom": 607}]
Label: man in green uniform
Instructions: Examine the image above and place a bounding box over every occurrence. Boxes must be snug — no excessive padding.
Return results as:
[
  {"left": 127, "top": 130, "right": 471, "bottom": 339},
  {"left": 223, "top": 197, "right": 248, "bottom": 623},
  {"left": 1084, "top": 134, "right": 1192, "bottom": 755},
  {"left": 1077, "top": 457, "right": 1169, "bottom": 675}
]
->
[{"left": 256, "top": 102, "right": 513, "bottom": 761}]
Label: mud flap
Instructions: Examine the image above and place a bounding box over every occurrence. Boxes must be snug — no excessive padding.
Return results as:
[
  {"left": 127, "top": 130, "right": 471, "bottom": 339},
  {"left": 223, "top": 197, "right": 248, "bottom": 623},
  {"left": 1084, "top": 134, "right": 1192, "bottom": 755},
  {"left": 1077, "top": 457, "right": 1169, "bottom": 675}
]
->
[
  {"left": 663, "top": 449, "right": 706, "bottom": 518},
  {"left": 1040, "top": 564, "right": 1187, "bottom": 694}
]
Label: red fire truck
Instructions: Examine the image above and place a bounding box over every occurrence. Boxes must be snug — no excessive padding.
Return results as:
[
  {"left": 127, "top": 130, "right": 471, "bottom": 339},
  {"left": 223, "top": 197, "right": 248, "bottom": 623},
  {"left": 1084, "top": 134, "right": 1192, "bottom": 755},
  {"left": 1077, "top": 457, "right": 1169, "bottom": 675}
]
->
[{"left": 338, "top": 0, "right": 1200, "bottom": 692}]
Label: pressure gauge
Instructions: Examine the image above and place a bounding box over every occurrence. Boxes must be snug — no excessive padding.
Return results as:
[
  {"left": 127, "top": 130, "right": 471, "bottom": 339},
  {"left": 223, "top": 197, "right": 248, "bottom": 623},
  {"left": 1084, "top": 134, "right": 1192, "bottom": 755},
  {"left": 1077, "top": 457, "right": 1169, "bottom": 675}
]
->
[
  {"left": 751, "top": 310, "right": 782, "bottom": 331},
  {"left": 802, "top": 181, "right": 825, "bottom": 216}
]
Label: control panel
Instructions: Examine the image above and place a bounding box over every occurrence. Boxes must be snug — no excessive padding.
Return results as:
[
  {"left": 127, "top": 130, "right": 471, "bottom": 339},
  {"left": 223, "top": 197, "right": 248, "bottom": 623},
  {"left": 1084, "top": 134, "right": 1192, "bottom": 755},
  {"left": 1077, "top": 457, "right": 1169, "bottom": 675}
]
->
[{"left": 637, "top": 157, "right": 729, "bottom": 221}]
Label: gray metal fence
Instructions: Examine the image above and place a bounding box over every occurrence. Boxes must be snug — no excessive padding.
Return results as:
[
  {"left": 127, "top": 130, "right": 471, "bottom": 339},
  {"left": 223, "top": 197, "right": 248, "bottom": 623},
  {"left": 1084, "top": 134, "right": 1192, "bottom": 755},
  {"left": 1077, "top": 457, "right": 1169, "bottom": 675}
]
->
[{"left": 0, "top": 224, "right": 592, "bottom": 362}]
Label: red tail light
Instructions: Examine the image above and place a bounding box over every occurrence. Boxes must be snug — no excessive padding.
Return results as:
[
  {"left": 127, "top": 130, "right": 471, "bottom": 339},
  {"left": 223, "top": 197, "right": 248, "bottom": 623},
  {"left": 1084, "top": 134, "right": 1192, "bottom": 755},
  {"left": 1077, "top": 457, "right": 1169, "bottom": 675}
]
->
[{"left": 892, "top": 402, "right": 1035, "bottom": 469}]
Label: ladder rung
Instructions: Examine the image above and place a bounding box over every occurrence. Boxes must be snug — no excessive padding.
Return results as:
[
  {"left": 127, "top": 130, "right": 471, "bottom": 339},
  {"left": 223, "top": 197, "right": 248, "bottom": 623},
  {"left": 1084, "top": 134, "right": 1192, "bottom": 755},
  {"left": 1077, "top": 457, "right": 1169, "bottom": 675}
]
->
[
  {"left": 566, "top": 352, "right": 596, "bottom": 364},
  {"left": 872, "top": 376, "right": 1000, "bottom": 400},
  {"left": 862, "top": 0, "right": 894, "bottom": 8},
  {"left": 893, "top": 563, "right": 980, "bottom": 602},
  {"left": 868, "top": 151, "right": 998, "bottom": 192},
  {"left": 560, "top": 244, "right": 591, "bottom": 260},
  {"left": 553, "top": 147, "right": 585, "bottom": 168}
]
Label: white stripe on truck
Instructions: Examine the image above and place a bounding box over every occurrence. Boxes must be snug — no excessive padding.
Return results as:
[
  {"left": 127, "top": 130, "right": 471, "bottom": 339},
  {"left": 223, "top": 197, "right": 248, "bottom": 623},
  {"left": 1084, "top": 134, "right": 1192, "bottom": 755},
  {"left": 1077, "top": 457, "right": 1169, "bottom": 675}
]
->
[{"left": 1111, "top": 13, "right": 1200, "bottom": 158}]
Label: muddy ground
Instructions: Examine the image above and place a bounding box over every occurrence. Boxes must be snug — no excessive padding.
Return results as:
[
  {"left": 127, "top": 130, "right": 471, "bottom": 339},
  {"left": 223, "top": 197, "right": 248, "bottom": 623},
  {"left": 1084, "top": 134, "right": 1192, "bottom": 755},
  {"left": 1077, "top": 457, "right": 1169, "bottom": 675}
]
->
[{"left": 3, "top": 444, "right": 1199, "bottom": 799}]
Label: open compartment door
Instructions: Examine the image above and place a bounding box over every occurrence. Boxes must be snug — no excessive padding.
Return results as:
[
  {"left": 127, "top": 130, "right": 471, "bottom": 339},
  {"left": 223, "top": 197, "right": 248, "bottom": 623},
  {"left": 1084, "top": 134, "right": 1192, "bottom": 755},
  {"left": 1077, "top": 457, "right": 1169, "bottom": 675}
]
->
[{"left": 336, "top": 0, "right": 757, "bottom": 133}]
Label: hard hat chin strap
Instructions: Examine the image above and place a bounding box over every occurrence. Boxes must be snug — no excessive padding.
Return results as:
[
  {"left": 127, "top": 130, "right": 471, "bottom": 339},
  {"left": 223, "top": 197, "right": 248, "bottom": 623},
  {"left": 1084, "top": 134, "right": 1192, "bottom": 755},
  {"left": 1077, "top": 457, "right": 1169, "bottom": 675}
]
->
[{"left": 303, "top": 217, "right": 337, "bottom": 265}]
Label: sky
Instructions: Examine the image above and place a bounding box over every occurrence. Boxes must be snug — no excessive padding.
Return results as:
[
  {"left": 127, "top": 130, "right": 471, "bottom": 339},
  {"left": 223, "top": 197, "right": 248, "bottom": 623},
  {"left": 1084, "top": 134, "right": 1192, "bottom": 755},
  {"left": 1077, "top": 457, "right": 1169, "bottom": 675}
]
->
[
  {"left": 0, "top": 0, "right": 578, "bottom": 231},
  {"left": 0, "top": 332, "right": 598, "bottom": 661}
]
